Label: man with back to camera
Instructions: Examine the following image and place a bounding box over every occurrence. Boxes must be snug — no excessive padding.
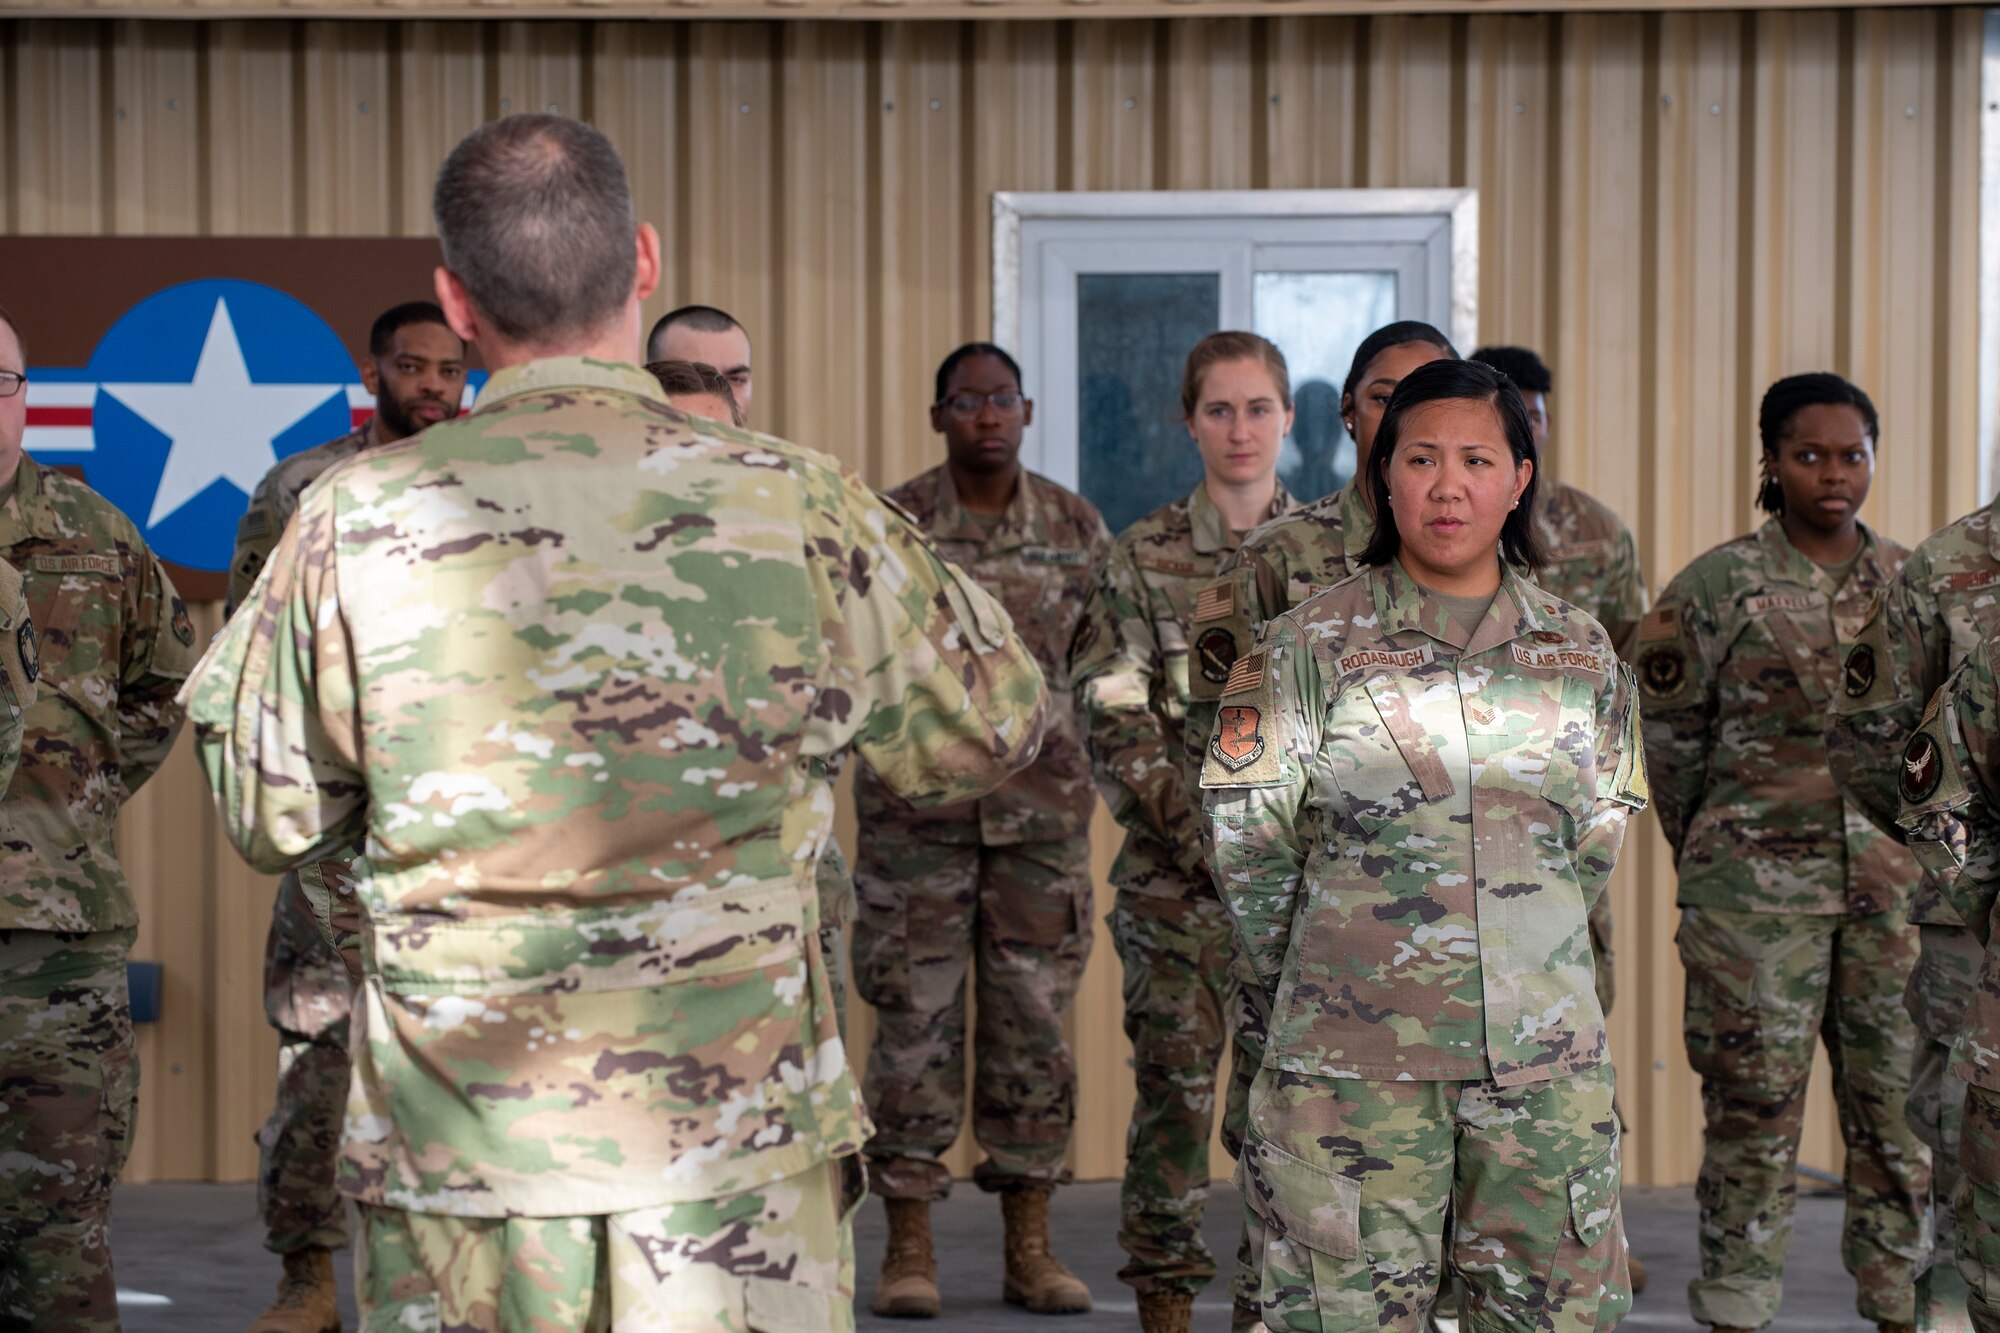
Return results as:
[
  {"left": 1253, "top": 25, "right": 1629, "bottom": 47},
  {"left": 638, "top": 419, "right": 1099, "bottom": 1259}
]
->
[
  {"left": 0, "top": 302, "right": 198, "bottom": 1331},
  {"left": 184, "top": 113, "right": 1051, "bottom": 1328},
  {"left": 226, "top": 301, "right": 466, "bottom": 1333}
]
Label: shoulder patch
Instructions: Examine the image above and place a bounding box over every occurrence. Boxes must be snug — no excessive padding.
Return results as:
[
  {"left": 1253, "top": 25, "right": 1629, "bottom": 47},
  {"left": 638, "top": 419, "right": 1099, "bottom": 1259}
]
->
[
  {"left": 1902, "top": 731, "right": 1946, "bottom": 804},
  {"left": 1336, "top": 644, "right": 1434, "bottom": 676},
  {"left": 1209, "top": 704, "right": 1267, "bottom": 772},
  {"left": 1842, "top": 642, "right": 1878, "bottom": 699},
  {"left": 238, "top": 506, "right": 272, "bottom": 541},
  {"left": 1193, "top": 580, "right": 1234, "bottom": 624},
  {"left": 1195, "top": 625, "right": 1240, "bottom": 685},
  {"left": 1637, "top": 642, "right": 1690, "bottom": 702},
  {"left": 1201, "top": 646, "right": 1286, "bottom": 789},
  {"left": 1223, "top": 648, "right": 1268, "bottom": 697},
  {"left": 1637, "top": 606, "right": 1679, "bottom": 643},
  {"left": 17, "top": 617, "right": 37, "bottom": 685},
  {"left": 170, "top": 596, "right": 195, "bottom": 647}
]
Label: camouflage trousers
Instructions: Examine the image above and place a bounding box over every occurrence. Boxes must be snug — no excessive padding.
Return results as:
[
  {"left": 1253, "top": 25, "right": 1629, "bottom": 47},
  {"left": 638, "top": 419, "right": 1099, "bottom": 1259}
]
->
[
  {"left": 1587, "top": 889, "right": 1615, "bottom": 1016},
  {"left": 820, "top": 838, "right": 856, "bottom": 1048},
  {"left": 257, "top": 872, "right": 354, "bottom": 1256},
  {"left": 852, "top": 830, "right": 1092, "bottom": 1199},
  {"left": 1239, "top": 1063, "right": 1626, "bottom": 1331},
  {"left": 1678, "top": 905, "right": 1929, "bottom": 1329},
  {"left": 0, "top": 927, "right": 139, "bottom": 1333},
  {"left": 1109, "top": 887, "right": 1267, "bottom": 1308},
  {"left": 355, "top": 1156, "right": 864, "bottom": 1332},
  {"left": 1911, "top": 923, "right": 1980, "bottom": 1332}
]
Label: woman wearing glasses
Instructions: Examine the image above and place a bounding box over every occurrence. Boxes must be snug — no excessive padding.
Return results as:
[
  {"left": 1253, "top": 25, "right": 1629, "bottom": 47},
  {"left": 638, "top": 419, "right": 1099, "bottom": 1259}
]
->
[
  {"left": 851, "top": 342, "right": 1113, "bottom": 1320},
  {"left": 1203, "top": 359, "right": 1647, "bottom": 1330}
]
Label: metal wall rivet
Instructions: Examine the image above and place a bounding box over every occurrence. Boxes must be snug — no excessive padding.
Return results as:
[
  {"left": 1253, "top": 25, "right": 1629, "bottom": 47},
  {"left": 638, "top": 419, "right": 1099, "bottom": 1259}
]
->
[
  {"left": 166, "top": 97, "right": 180, "bottom": 111},
  {"left": 1661, "top": 93, "right": 1674, "bottom": 108},
  {"left": 740, "top": 103, "right": 751, "bottom": 115},
  {"left": 1905, "top": 104, "right": 1918, "bottom": 119},
  {"left": 1125, "top": 97, "right": 1136, "bottom": 109},
  {"left": 930, "top": 98, "right": 940, "bottom": 110},
  {"left": 1514, "top": 101, "right": 1526, "bottom": 115},
  {"left": 1709, "top": 103, "right": 1721, "bottom": 115}
]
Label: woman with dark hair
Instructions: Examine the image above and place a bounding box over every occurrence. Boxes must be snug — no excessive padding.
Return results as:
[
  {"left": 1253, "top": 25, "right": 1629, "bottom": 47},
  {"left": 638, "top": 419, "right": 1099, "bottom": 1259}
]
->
[
  {"left": 1640, "top": 372, "right": 1927, "bottom": 1333},
  {"left": 1073, "top": 331, "right": 1302, "bottom": 1333},
  {"left": 1202, "top": 359, "right": 1647, "bottom": 1329},
  {"left": 1184, "top": 321, "right": 1456, "bottom": 788}
]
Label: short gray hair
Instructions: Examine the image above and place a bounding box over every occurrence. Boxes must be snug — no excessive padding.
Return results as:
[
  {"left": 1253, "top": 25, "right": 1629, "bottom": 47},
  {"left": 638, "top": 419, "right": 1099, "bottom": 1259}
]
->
[{"left": 433, "top": 114, "right": 637, "bottom": 345}]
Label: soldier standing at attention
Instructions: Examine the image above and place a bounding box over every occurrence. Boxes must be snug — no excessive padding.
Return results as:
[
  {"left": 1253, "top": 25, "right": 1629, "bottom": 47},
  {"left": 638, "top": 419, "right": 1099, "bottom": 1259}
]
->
[
  {"left": 1202, "top": 359, "right": 1648, "bottom": 1328},
  {"left": 1827, "top": 452, "right": 2000, "bottom": 1333},
  {"left": 0, "top": 304, "right": 198, "bottom": 1331},
  {"left": 1072, "top": 332, "right": 1300, "bottom": 1333},
  {"left": 646, "top": 303, "right": 753, "bottom": 413},
  {"left": 184, "top": 114, "right": 1051, "bottom": 1329},
  {"left": 1183, "top": 322, "right": 1457, "bottom": 790},
  {"left": 854, "top": 342, "right": 1111, "bottom": 1319},
  {"left": 227, "top": 301, "right": 466, "bottom": 1333},
  {"left": 1900, "top": 629, "right": 2000, "bottom": 1333},
  {"left": 1641, "top": 373, "right": 1926, "bottom": 1333}
]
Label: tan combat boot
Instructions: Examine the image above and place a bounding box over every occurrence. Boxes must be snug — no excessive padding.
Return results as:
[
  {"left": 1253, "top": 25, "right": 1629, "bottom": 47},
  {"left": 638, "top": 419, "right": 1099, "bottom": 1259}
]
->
[
  {"left": 872, "top": 1198, "right": 942, "bottom": 1318},
  {"left": 1000, "top": 1185, "right": 1092, "bottom": 1314},
  {"left": 1137, "top": 1289, "right": 1194, "bottom": 1333},
  {"left": 1626, "top": 1249, "right": 1649, "bottom": 1294},
  {"left": 250, "top": 1247, "right": 341, "bottom": 1333}
]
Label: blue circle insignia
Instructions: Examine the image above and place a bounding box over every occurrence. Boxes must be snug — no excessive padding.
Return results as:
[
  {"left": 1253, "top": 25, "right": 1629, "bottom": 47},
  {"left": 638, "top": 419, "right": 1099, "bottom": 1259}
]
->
[{"left": 84, "top": 279, "right": 355, "bottom": 573}]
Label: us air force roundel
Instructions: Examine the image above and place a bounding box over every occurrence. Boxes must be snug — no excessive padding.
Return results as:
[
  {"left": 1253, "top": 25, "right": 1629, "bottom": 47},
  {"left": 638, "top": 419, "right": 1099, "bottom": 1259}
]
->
[
  {"left": 1843, "top": 643, "right": 1877, "bottom": 699},
  {"left": 1902, "top": 732, "right": 1944, "bottom": 804}
]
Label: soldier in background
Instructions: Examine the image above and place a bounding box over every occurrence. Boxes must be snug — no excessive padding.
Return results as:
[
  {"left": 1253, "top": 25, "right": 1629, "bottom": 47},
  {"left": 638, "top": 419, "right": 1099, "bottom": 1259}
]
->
[
  {"left": 1899, "top": 630, "right": 2000, "bottom": 1332},
  {"left": 1203, "top": 359, "right": 1647, "bottom": 1327},
  {"left": 186, "top": 112, "right": 1049, "bottom": 1329},
  {"left": 1182, "top": 322, "right": 1456, "bottom": 795},
  {"left": 648, "top": 357, "right": 744, "bottom": 428},
  {"left": 227, "top": 301, "right": 466, "bottom": 1333},
  {"left": 1829, "top": 462, "right": 2000, "bottom": 1333},
  {"left": 0, "top": 303, "right": 198, "bottom": 1331},
  {"left": 1468, "top": 342, "right": 1652, "bottom": 1292},
  {"left": 1072, "top": 332, "right": 1298, "bottom": 1333},
  {"left": 854, "top": 343, "right": 1110, "bottom": 1319},
  {"left": 646, "top": 303, "right": 753, "bottom": 414},
  {"left": 1642, "top": 373, "right": 1925, "bottom": 1333}
]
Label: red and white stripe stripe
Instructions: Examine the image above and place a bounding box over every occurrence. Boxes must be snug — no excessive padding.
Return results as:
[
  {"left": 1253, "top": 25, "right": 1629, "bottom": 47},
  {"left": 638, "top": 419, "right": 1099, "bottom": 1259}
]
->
[{"left": 24, "top": 380, "right": 477, "bottom": 454}]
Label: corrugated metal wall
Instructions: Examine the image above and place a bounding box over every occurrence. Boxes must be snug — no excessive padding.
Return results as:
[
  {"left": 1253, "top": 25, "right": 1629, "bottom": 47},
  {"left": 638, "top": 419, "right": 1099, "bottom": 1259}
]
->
[{"left": 2, "top": 7, "right": 1979, "bottom": 1187}]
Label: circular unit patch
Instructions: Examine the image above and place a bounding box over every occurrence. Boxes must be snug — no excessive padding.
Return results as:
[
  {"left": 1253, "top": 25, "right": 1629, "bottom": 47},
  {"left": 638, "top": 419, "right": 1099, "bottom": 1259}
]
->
[
  {"left": 1902, "top": 732, "right": 1945, "bottom": 804},
  {"left": 1196, "top": 626, "right": 1239, "bottom": 685},
  {"left": 1639, "top": 645, "right": 1685, "bottom": 698},
  {"left": 1842, "top": 643, "right": 1877, "bottom": 699}
]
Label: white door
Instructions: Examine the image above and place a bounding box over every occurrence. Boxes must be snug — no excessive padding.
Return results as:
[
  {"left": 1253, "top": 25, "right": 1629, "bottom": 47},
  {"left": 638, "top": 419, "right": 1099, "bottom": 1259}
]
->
[{"left": 994, "top": 190, "right": 1477, "bottom": 536}]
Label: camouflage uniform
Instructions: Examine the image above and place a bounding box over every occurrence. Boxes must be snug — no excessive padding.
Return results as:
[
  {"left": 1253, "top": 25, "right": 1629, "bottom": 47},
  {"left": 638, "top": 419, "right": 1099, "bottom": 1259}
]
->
[
  {"left": 1202, "top": 559, "right": 1648, "bottom": 1329},
  {"left": 185, "top": 357, "right": 1051, "bottom": 1328},
  {"left": 1642, "top": 519, "right": 1927, "bottom": 1330},
  {"left": 852, "top": 464, "right": 1111, "bottom": 1201},
  {"left": 1829, "top": 496, "right": 2000, "bottom": 1333},
  {"left": 1897, "top": 632, "right": 2000, "bottom": 1331},
  {"left": 1534, "top": 481, "right": 1650, "bottom": 1018},
  {"left": 229, "top": 424, "right": 378, "bottom": 1259},
  {"left": 0, "top": 456, "right": 196, "bottom": 1331},
  {"left": 0, "top": 557, "right": 36, "bottom": 797},
  {"left": 1072, "top": 480, "right": 1296, "bottom": 1311}
]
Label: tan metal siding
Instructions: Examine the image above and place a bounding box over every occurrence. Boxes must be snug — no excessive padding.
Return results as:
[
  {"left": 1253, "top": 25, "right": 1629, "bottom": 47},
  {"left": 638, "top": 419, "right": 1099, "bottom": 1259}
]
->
[{"left": 0, "top": 9, "right": 1976, "bottom": 1186}]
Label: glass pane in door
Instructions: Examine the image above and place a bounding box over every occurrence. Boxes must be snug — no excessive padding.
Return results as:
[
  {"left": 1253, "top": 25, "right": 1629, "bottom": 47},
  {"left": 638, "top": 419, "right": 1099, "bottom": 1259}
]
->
[
  {"left": 1076, "top": 272, "right": 1221, "bottom": 535},
  {"left": 1254, "top": 271, "right": 1398, "bottom": 502}
]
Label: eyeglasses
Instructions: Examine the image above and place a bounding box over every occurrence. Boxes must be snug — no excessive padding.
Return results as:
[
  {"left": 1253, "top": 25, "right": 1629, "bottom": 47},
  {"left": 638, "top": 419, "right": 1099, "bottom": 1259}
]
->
[
  {"left": 937, "top": 392, "right": 1025, "bottom": 419},
  {"left": 0, "top": 372, "right": 24, "bottom": 399}
]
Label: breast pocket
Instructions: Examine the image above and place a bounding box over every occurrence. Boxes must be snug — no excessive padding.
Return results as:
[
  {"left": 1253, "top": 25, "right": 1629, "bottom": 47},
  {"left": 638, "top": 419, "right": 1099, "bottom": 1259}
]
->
[
  {"left": 30, "top": 574, "right": 120, "bottom": 732},
  {"left": 1320, "top": 677, "right": 1453, "bottom": 837},
  {"left": 1536, "top": 674, "right": 1604, "bottom": 821}
]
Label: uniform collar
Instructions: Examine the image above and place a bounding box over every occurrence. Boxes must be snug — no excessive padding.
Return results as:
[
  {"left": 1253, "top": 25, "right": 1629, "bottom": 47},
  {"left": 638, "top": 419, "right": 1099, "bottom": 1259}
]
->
[
  {"left": 1337, "top": 483, "right": 1376, "bottom": 561},
  {"left": 0, "top": 454, "right": 61, "bottom": 544},
  {"left": 472, "top": 356, "right": 670, "bottom": 412},
  {"left": 1187, "top": 479, "right": 1298, "bottom": 556},
  {"left": 1372, "top": 557, "right": 1562, "bottom": 656},
  {"left": 1755, "top": 516, "right": 1885, "bottom": 599},
  {"left": 934, "top": 464, "right": 1049, "bottom": 552}
]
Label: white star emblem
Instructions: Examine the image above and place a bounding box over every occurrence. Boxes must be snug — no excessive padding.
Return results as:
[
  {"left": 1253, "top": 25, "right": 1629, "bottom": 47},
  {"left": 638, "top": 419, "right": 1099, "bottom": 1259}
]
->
[{"left": 101, "top": 298, "right": 345, "bottom": 528}]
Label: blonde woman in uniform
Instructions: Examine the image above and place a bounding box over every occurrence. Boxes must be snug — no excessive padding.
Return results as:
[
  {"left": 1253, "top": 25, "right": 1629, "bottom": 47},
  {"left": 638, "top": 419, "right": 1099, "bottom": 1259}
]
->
[{"left": 1201, "top": 358, "right": 1648, "bottom": 1330}]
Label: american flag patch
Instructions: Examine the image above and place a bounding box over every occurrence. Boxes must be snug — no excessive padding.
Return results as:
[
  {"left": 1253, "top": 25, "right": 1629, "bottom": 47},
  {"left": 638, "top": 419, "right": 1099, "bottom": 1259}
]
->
[
  {"left": 1223, "top": 649, "right": 1266, "bottom": 695},
  {"left": 1193, "top": 581, "right": 1234, "bottom": 623},
  {"left": 1638, "top": 606, "right": 1679, "bottom": 643}
]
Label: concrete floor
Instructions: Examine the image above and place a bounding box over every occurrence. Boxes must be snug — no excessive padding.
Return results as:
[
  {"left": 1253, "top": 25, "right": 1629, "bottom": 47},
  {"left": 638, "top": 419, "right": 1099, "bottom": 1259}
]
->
[{"left": 108, "top": 1179, "right": 1878, "bottom": 1331}]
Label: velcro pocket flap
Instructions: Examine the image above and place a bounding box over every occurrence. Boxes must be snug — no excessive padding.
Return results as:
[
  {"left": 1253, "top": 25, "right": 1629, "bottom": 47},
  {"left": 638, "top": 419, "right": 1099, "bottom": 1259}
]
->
[
  {"left": 1242, "top": 1135, "right": 1361, "bottom": 1259},
  {"left": 1567, "top": 1144, "right": 1621, "bottom": 1248}
]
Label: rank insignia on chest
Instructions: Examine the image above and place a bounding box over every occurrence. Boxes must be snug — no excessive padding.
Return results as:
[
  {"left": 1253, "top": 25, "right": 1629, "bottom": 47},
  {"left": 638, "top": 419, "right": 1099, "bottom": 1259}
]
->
[
  {"left": 1211, "top": 705, "right": 1266, "bottom": 771},
  {"left": 1902, "top": 732, "right": 1945, "bottom": 803},
  {"left": 1842, "top": 643, "right": 1877, "bottom": 698},
  {"left": 1196, "top": 625, "right": 1239, "bottom": 683}
]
